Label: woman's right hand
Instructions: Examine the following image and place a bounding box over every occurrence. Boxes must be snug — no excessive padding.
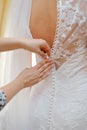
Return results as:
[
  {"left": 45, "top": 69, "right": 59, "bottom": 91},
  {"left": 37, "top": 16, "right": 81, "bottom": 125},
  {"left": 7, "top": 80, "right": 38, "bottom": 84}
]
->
[
  {"left": 16, "top": 59, "right": 54, "bottom": 89},
  {"left": 21, "top": 39, "right": 51, "bottom": 58}
]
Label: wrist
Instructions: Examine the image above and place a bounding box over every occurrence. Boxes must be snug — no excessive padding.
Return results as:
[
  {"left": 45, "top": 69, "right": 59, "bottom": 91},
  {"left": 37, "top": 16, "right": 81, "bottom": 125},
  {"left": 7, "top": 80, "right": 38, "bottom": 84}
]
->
[
  {"left": 0, "top": 79, "right": 24, "bottom": 103},
  {"left": 15, "top": 38, "right": 25, "bottom": 49},
  {"left": 19, "top": 38, "right": 34, "bottom": 51},
  {"left": 18, "top": 38, "right": 28, "bottom": 50},
  {"left": 14, "top": 78, "right": 24, "bottom": 91}
]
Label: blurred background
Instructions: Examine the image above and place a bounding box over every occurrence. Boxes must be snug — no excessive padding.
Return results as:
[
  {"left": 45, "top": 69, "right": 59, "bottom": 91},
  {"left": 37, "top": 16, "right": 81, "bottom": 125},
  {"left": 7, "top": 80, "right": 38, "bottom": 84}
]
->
[
  {"left": 0, "top": 0, "right": 36, "bottom": 86},
  {"left": 0, "top": 0, "right": 11, "bottom": 35},
  {"left": 0, "top": 0, "right": 11, "bottom": 85}
]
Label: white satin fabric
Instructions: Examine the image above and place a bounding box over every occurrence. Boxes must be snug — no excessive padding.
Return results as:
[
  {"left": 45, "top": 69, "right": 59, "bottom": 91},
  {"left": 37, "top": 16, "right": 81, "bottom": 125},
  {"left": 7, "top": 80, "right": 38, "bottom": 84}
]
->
[{"left": 0, "top": 0, "right": 87, "bottom": 130}]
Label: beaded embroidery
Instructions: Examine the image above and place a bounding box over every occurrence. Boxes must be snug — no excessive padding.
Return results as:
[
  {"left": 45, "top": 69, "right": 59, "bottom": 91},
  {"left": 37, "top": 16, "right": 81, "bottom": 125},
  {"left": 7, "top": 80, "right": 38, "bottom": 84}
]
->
[{"left": 47, "top": 0, "right": 61, "bottom": 129}]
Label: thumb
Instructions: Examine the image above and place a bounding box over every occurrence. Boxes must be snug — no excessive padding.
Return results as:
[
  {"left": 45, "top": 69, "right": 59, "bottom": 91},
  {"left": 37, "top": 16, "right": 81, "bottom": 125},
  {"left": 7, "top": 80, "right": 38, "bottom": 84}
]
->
[
  {"left": 40, "top": 44, "right": 51, "bottom": 57},
  {"left": 38, "top": 50, "right": 47, "bottom": 59}
]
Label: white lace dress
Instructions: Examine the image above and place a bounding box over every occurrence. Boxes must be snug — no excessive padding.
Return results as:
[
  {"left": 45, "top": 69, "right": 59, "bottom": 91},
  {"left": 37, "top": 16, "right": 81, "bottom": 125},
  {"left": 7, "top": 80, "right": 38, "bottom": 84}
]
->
[{"left": 0, "top": 0, "right": 87, "bottom": 130}]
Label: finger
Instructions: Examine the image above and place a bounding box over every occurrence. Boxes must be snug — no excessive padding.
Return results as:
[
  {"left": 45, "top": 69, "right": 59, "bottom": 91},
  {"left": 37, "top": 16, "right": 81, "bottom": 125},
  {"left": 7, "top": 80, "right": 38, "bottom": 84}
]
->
[
  {"left": 36, "top": 59, "right": 53, "bottom": 69},
  {"left": 28, "top": 71, "right": 43, "bottom": 86},
  {"left": 38, "top": 61, "right": 54, "bottom": 73},
  {"left": 40, "top": 72, "right": 50, "bottom": 81},
  {"left": 40, "top": 44, "right": 51, "bottom": 57},
  {"left": 39, "top": 68, "right": 52, "bottom": 82},
  {"left": 32, "top": 63, "right": 53, "bottom": 82},
  {"left": 38, "top": 50, "right": 47, "bottom": 59},
  {"left": 30, "top": 76, "right": 42, "bottom": 86},
  {"left": 30, "top": 69, "right": 50, "bottom": 85},
  {"left": 40, "top": 64, "right": 53, "bottom": 77},
  {"left": 29, "top": 65, "right": 53, "bottom": 86}
]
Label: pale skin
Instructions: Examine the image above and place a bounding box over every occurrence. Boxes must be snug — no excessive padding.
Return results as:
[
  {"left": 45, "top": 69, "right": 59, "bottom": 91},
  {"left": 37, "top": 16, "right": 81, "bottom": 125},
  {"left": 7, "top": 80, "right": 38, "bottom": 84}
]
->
[
  {"left": 0, "top": 38, "right": 51, "bottom": 57},
  {"left": 0, "top": 37, "right": 54, "bottom": 104},
  {"left": 1, "top": 59, "right": 53, "bottom": 103},
  {"left": 30, "top": 0, "right": 77, "bottom": 66},
  {"left": 30, "top": 0, "right": 57, "bottom": 48}
]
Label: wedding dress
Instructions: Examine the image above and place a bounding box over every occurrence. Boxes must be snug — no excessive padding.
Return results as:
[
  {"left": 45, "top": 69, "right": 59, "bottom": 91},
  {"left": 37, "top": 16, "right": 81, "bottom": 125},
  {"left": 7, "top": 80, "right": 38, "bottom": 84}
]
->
[{"left": 0, "top": 0, "right": 87, "bottom": 130}]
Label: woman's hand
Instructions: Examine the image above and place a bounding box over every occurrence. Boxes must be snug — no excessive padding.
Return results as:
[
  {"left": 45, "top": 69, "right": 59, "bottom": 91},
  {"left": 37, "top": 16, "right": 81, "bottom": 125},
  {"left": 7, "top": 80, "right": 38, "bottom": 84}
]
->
[
  {"left": 0, "top": 38, "right": 50, "bottom": 58},
  {"left": 21, "top": 39, "right": 51, "bottom": 58},
  {"left": 16, "top": 59, "right": 53, "bottom": 88},
  {"left": 1, "top": 59, "right": 53, "bottom": 103}
]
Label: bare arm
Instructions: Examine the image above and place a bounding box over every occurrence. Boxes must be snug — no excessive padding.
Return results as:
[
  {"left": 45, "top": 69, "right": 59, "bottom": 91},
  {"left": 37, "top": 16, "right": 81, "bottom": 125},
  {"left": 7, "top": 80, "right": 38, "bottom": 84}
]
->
[
  {"left": 0, "top": 59, "right": 53, "bottom": 109},
  {"left": 0, "top": 38, "right": 50, "bottom": 57},
  {"left": 0, "top": 38, "right": 52, "bottom": 110},
  {"left": 0, "top": 38, "right": 22, "bottom": 52}
]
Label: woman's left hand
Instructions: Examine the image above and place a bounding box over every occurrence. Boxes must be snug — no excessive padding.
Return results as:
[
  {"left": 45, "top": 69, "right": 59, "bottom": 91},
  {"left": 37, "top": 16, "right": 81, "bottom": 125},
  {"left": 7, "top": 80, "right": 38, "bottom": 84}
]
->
[{"left": 16, "top": 59, "right": 53, "bottom": 88}]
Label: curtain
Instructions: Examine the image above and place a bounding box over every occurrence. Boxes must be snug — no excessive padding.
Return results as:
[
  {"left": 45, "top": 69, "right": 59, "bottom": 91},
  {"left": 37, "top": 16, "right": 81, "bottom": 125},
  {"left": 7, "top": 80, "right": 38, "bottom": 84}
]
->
[
  {"left": 0, "top": 0, "right": 32, "bottom": 86},
  {"left": 0, "top": 0, "right": 11, "bottom": 35},
  {"left": 0, "top": 1, "right": 33, "bottom": 125},
  {"left": 0, "top": 0, "right": 5, "bottom": 34},
  {"left": 0, "top": 0, "right": 11, "bottom": 85}
]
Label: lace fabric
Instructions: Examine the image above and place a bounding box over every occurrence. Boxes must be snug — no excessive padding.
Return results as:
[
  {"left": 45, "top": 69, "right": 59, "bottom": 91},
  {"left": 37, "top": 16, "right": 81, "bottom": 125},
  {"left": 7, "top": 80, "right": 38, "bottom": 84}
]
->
[{"left": 51, "top": 0, "right": 87, "bottom": 68}]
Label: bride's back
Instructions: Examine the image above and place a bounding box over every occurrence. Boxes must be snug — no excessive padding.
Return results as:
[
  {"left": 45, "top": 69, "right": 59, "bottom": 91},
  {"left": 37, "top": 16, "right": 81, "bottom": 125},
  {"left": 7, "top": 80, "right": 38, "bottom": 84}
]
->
[
  {"left": 30, "top": 0, "right": 57, "bottom": 48},
  {"left": 30, "top": 0, "right": 87, "bottom": 68}
]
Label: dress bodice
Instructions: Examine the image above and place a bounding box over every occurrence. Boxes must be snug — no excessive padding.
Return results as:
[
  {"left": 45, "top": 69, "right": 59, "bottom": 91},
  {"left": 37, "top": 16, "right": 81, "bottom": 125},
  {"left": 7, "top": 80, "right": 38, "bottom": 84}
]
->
[
  {"left": 31, "top": 0, "right": 87, "bottom": 70},
  {"left": 51, "top": 0, "right": 87, "bottom": 68}
]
